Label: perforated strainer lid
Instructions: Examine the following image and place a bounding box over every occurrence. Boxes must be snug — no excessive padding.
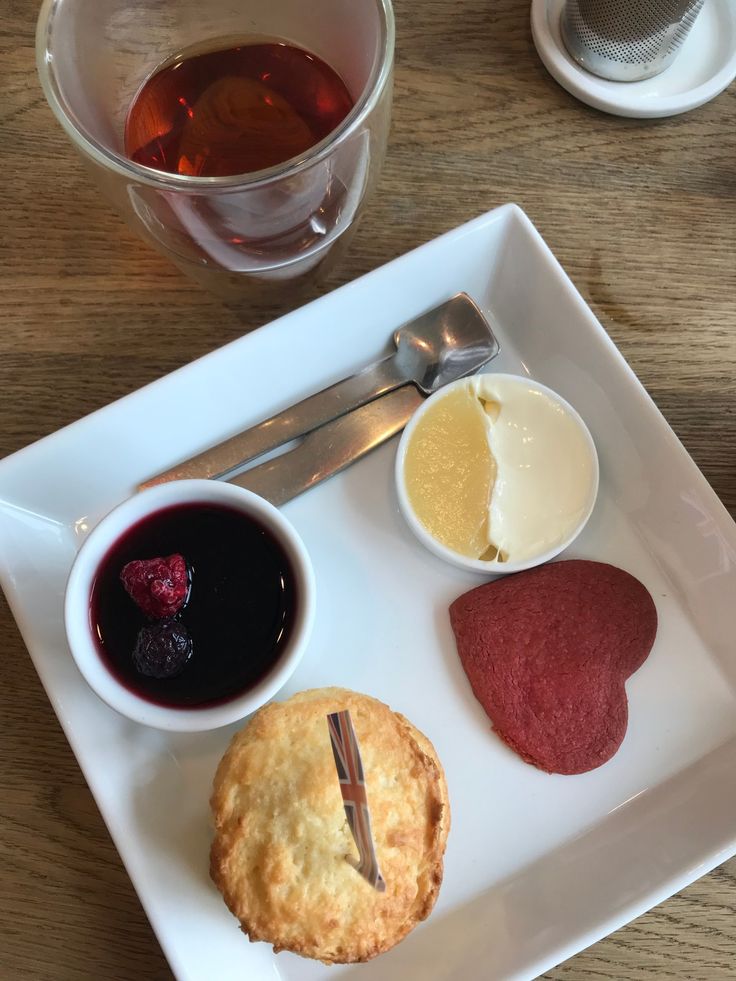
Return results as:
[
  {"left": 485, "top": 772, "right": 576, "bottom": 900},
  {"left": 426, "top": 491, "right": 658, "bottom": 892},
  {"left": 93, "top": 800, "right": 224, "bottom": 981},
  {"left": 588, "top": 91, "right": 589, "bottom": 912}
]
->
[
  {"left": 531, "top": 0, "right": 736, "bottom": 118},
  {"left": 561, "top": 0, "right": 705, "bottom": 81}
]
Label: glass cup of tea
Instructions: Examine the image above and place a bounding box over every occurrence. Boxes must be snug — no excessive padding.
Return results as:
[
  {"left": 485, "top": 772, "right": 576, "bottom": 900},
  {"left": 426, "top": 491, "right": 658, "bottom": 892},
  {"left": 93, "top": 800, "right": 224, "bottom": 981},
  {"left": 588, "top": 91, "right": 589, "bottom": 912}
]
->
[{"left": 36, "top": 0, "right": 394, "bottom": 297}]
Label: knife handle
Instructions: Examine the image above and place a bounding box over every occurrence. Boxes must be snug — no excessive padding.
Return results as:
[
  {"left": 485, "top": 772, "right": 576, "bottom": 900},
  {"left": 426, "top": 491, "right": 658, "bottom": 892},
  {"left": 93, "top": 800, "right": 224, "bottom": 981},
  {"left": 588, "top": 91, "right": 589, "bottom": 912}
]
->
[{"left": 228, "top": 386, "right": 425, "bottom": 506}]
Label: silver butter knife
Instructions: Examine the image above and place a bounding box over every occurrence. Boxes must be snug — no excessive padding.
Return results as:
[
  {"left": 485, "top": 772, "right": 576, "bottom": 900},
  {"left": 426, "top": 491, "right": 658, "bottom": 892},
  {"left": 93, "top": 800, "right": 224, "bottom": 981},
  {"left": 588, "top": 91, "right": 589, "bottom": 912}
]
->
[{"left": 140, "top": 293, "right": 499, "bottom": 489}]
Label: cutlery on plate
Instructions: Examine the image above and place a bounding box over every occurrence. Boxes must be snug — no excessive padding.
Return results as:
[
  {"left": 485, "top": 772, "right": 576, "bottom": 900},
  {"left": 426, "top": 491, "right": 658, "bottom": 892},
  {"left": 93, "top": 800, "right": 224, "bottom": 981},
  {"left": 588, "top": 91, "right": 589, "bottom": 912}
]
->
[
  {"left": 140, "top": 292, "right": 499, "bottom": 489},
  {"left": 227, "top": 385, "right": 426, "bottom": 506}
]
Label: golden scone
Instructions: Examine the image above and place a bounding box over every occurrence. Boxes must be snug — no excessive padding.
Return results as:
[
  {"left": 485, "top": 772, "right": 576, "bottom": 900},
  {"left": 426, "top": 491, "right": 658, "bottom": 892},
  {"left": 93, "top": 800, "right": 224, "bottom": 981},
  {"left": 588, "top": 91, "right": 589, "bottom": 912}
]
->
[{"left": 210, "top": 687, "right": 450, "bottom": 963}]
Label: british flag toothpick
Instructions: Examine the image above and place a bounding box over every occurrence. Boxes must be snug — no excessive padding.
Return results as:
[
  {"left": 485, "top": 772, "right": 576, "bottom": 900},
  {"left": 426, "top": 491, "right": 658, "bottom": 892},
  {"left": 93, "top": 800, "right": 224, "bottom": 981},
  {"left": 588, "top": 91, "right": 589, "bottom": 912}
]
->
[{"left": 327, "top": 710, "right": 386, "bottom": 892}]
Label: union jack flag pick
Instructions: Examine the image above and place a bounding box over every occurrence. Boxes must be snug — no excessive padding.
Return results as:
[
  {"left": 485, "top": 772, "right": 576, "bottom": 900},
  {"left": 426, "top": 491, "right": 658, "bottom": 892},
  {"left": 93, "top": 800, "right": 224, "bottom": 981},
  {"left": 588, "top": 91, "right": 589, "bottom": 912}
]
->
[{"left": 327, "top": 710, "right": 386, "bottom": 892}]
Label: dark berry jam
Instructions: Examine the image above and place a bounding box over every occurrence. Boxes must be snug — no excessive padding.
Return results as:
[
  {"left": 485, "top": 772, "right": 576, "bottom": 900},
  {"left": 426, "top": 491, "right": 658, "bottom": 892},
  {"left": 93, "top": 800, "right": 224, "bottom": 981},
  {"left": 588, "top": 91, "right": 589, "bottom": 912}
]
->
[{"left": 90, "top": 502, "right": 296, "bottom": 708}]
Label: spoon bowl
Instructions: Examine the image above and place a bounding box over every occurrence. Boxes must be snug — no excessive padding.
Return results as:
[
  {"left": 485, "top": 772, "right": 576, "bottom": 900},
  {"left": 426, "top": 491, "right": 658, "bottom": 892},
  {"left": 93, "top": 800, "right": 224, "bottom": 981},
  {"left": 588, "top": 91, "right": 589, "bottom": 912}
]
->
[{"left": 393, "top": 292, "right": 500, "bottom": 393}]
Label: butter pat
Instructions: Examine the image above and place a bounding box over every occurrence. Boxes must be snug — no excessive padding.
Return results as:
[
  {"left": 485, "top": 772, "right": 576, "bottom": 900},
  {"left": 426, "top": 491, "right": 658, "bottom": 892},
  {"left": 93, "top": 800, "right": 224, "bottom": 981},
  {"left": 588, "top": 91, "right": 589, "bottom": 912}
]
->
[
  {"left": 402, "top": 385, "right": 496, "bottom": 558},
  {"left": 398, "top": 374, "right": 598, "bottom": 571}
]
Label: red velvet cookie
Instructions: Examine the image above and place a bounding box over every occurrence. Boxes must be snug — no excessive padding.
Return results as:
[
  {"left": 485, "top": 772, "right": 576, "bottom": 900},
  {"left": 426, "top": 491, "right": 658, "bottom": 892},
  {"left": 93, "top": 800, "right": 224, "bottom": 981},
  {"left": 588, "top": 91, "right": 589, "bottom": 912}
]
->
[{"left": 449, "top": 560, "right": 657, "bottom": 774}]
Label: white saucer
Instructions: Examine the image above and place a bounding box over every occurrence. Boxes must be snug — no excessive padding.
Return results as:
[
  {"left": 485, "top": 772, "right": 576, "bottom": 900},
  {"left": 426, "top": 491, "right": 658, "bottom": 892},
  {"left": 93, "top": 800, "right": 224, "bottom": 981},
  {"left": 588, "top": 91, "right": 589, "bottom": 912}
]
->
[{"left": 531, "top": 0, "right": 736, "bottom": 118}]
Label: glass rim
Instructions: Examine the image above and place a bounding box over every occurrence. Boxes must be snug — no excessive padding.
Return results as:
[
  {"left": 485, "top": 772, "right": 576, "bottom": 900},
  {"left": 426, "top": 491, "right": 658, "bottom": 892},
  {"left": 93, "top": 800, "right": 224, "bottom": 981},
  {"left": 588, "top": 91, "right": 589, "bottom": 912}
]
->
[{"left": 36, "top": 0, "right": 395, "bottom": 192}]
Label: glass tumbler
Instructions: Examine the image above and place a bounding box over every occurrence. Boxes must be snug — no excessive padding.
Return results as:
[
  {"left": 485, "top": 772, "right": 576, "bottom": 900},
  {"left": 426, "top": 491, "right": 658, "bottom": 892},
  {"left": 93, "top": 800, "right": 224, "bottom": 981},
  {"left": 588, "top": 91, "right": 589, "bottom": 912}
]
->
[{"left": 36, "top": 0, "right": 394, "bottom": 296}]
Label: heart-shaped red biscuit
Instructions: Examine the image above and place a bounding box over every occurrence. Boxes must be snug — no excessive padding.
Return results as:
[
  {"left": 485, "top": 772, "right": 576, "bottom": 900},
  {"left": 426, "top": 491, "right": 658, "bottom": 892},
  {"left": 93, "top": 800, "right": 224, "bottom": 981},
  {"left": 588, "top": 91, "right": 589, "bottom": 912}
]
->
[{"left": 449, "top": 560, "right": 657, "bottom": 774}]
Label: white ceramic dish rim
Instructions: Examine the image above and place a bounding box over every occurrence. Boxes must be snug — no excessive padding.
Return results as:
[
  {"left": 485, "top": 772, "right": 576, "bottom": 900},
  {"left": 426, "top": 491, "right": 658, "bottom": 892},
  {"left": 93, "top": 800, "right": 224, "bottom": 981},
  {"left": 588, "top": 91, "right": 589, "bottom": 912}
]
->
[
  {"left": 64, "top": 480, "right": 316, "bottom": 732},
  {"left": 530, "top": 0, "right": 736, "bottom": 118},
  {"left": 394, "top": 373, "right": 600, "bottom": 575}
]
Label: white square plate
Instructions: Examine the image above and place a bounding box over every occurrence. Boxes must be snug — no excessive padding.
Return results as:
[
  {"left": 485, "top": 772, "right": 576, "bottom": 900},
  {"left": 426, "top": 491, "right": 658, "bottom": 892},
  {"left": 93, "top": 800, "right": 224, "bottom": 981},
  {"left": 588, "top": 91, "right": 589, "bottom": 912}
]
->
[{"left": 2, "top": 204, "right": 736, "bottom": 981}]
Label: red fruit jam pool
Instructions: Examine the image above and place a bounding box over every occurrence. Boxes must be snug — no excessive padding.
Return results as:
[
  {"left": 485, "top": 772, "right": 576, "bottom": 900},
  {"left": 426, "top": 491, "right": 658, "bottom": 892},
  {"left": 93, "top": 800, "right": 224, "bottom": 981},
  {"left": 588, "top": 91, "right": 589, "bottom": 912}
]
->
[{"left": 89, "top": 502, "right": 297, "bottom": 708}]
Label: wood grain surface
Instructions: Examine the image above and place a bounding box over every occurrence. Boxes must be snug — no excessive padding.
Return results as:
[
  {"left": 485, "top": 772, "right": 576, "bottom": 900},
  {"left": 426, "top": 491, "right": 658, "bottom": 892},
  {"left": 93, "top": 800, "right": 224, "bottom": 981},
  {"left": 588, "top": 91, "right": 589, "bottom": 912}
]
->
[{"left": 2, "top": 1, "right": 736, "bottom": 978}]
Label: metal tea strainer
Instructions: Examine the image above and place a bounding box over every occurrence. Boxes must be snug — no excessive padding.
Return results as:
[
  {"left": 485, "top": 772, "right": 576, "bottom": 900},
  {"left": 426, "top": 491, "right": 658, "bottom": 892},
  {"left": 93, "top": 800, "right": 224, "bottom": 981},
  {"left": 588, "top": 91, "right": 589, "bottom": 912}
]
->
[{"left": 560, "top": 0, "right": 706, "bottom": 81}]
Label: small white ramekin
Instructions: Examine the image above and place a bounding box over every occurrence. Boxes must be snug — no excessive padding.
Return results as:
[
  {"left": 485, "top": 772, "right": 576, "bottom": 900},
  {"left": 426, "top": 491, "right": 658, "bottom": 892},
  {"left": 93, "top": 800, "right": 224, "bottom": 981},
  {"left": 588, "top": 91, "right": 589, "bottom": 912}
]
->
[
  {"left": 64, "top": 480, "right": 316, "bottom": 732},
  {"left": 395, "top": 373, "right": 599, "bottom": 575}
]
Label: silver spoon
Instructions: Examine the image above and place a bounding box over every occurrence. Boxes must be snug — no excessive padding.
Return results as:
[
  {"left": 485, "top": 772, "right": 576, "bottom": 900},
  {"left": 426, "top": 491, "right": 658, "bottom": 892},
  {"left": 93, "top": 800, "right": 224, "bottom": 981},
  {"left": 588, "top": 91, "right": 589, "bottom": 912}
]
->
[{"left": 141, "top": 292, "right": 499, "bottom": 487}]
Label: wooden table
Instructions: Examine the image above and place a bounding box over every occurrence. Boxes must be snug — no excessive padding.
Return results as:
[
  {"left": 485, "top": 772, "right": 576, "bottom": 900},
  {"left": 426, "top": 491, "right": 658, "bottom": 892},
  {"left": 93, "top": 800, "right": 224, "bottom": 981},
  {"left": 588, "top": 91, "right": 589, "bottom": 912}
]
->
[{"left": 2, "top": 1, "right": 736, "bottom": 977}]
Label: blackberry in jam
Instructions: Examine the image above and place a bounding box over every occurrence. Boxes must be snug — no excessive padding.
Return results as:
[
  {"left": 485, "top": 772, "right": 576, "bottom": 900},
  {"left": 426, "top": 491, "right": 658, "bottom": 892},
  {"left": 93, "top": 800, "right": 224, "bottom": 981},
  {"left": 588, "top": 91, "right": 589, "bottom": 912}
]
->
[{"left": 132, "top": 620, "right": 193, "bottom": 679}]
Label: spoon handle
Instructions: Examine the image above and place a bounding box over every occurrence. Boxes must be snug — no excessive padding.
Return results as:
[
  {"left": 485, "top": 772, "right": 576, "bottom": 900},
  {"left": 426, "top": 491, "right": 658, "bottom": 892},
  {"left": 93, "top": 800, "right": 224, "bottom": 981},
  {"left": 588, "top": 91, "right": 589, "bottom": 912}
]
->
[{"left": 139, "top": 354, "right": 406, "bottom": 488}]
